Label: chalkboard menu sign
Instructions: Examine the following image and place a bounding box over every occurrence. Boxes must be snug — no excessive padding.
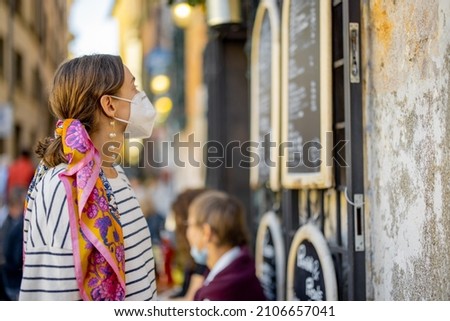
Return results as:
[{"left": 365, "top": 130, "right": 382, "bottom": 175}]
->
[
  {"left": 250, "top": 0, "right": 280, "bottom": 191},
  {"left": 286, "top": 224, "right": 337, "bottom": 301},
  {"left": 255, "top": 211, "right": 285, "bottom": 300},
  {"left": 281, "top": 0, "right": 332, "bottom": 188}
]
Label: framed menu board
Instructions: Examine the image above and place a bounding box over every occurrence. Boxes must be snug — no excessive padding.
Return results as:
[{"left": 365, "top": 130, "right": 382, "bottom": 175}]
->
[
  {"left": 281, "top": 0, "right": 332, "bottom": 189},
  {"left": 286, "top": 223, "right": 338, "bottom": 301},
  {"left": 255, "top": 211, "right": 285, "bottom": 301},
  {"left": 250, "top": 0, "right": 280, "bottom": 191}
]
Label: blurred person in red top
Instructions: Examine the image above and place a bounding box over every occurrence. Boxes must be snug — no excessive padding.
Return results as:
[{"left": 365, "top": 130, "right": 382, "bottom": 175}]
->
[{"left": 7, "top": 150, "right": 35, "bottom": 197}]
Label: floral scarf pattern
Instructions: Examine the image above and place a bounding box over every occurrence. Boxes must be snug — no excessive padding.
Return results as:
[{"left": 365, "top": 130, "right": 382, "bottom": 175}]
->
[{"left": 26, "top": 119, "right": 126, "bottom": 300}]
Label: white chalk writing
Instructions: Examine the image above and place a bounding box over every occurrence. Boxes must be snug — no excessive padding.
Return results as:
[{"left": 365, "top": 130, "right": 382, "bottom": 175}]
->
[{"left": 296, "top": 243, "right": 324, "bottom": 301}]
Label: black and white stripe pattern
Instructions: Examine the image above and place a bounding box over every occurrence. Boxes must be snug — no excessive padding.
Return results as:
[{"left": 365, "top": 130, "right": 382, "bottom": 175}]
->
[{"left": 20, "top": 164, "right": 157, "bottom": 301}]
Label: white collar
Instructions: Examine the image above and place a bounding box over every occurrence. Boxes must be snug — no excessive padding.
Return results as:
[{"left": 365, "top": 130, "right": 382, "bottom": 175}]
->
[{"left": 204, "top": 246, "right": 241, "bottom": 285}]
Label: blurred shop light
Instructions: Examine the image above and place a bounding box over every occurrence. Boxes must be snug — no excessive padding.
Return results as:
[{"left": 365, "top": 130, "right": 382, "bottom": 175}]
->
[
  {"left": 206, "top": 0, "right": 242, "bottom": 27},
  {"left": 155, "top": 96, "right": 173, "bottom": 114},
  {"left": 150, "top": 75, "right": 171, "bottom": 95},
  {"left": 170, "top": 1, "right": 193, "bottom": 28},
  {"left": 154, "top": 96, "right": 173, "bottom": 124}
]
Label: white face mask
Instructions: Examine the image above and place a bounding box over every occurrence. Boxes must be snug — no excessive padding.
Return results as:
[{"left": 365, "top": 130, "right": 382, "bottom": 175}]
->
[{"left": 110, "top": 91, "right": 157, "bottom": 139}]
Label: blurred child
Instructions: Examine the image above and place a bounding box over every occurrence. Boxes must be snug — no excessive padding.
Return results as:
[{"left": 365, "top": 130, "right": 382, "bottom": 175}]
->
[{"left": 169, "top": 188, "right": 208, "bottom": 300}]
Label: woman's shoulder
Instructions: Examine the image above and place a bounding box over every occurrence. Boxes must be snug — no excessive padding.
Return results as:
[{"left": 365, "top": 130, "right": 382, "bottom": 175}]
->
[
  {"left": 113, "top": 164, "right": 132, "bottom": 184},
  {"left": 44, "top": 164, "right": 67, "bottom": 184},
  {"left": 31, "top": 163, "right": 67, "bottom": 195},
  {"left": 24, "top": 164, "right": 69, "bottom": 229},
  {"left": 113, "top": 164, "right": 127, "bottom": 177}
]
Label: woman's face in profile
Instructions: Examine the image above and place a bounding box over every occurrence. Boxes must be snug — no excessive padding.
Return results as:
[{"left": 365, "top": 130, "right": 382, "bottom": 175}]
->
[
  {"left": 186, "top": 213, "right": 207, "bottom": 251},
  {"left": 113, "top": 65, "right": 139, "bottom": 123}
]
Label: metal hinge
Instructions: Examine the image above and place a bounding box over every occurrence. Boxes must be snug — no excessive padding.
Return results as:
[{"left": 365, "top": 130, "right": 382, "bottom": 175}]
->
[
  {"left": 349, "top": 22, "right": 360, "bottom": 83},
  {"left": 353, "top": 193, "right": 364, "bottom": 251}
]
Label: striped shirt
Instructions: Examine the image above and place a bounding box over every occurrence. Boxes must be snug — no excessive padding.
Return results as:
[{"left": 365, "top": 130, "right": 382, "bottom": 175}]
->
[{"left": 19, "top": 164, "right": 157, "bottom": 301}]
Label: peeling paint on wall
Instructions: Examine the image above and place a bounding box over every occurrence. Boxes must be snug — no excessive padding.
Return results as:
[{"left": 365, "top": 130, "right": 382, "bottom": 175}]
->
[
  {"left": 363, "top": 0, "right": 450, "bottom": 300},
  {"left": 371, "top": 0, "right": 393, "bottom": 56}
]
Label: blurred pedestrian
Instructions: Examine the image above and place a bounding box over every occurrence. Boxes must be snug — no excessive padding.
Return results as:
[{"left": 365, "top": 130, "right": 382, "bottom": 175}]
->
[
  {"left": 6, "top": 150, "right": 34, "bottom": 198},
  {"left": 130, "top": 176, "right": 165, "bottom": 246},
  {"left": 168, "top": 188, "right": 208, "bottom": 300},
  {"left": 20, "top": 54, "right": 157, "bottom": 301},
  {"left": 0, "top": 187, "right": 27, "bottom": 300},
  {"left": 149, "top": 170, "right": 174, "bottom": 218},
  {"left": 186, "top": 190, "right": 266, "bottom": 301}
]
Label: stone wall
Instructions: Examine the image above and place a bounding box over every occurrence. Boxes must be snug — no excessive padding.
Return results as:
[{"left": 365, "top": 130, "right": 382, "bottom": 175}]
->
[{"left": 362, "top": 0, "right": 450, "bottom": 300}]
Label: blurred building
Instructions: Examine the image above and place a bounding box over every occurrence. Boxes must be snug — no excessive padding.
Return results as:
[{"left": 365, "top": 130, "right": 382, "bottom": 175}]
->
[
  {"left": 0, "top": 0, "right": 70, "bottom": 160},
  {"left": 112, "top": 0, "right": 207, "bottom": 193},
  {"left": 113, "top": 0, "right": 145, "bottom": 92},
  {"left": 110, "top": 0, "right": 450, "bottom": 301}
]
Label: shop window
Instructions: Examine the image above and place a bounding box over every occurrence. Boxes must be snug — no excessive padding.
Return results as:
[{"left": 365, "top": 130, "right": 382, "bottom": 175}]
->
[
  {"left": 14, "top": 51, "right": 23, "bottom": 89},
  {"left": 0, "top": 37, "right": 4, "bottom": 79}
]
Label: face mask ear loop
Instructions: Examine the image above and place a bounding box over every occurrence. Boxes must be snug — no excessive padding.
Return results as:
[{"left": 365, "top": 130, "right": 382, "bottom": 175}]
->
[
  {"left": 110, "top": 95, "right": 133, "bottom": 125},
  {"left": 113, "top": 116, "right": 131, "bottom": 124},
  {"left": 109, "top": 95, "right": 132, "bottom": 103}
]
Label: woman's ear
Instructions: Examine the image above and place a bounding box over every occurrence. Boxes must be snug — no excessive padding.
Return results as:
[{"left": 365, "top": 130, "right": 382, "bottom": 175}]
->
[{"left": 99, "top": 95, "right": 117, "bottom": 118}]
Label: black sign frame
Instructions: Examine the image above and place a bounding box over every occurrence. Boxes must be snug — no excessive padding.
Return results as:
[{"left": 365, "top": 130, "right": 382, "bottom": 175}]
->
[{"left": 281, "top": 0, "right": 333, "bottom": 189}]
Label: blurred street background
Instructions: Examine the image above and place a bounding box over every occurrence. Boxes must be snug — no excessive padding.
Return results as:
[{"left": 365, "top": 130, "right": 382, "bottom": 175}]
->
[{"left": 1, "top": 0, "right": 450, "bottom": 301}]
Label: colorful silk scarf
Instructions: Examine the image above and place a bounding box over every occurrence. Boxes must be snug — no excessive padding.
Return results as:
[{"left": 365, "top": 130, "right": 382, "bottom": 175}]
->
[{"left": 25, "top": 119, "right": 126, "bottom": 300}]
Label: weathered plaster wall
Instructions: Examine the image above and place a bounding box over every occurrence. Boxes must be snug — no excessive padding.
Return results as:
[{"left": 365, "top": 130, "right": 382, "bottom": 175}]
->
[{"left": 362, "top": 0, "right": 450, "bottom": 300}]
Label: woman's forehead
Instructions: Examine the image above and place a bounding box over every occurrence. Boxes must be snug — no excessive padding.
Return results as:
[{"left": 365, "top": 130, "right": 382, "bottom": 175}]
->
[{"left": 123, "top": 65, "right": 134, "bottom": 82}]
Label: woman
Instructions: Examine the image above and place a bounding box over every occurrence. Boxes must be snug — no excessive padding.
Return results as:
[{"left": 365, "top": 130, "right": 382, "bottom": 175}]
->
[
  {"left": 20, "top": 54, "right": 157, "bottom": 300},
  {"left": 186, "top": 190, "right": 266, "bottom": 301}
]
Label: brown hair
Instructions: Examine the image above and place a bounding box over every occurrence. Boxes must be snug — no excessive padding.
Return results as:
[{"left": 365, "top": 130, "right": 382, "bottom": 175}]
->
[
  {"left": 36, "top": 54, "right": 125, "bottom": 167},
  {"left": 189, "top": 190, "right": 249, "bottom": 247},
  {"left": 172, "top": 188, "right": 208, "bottom": 269}
]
